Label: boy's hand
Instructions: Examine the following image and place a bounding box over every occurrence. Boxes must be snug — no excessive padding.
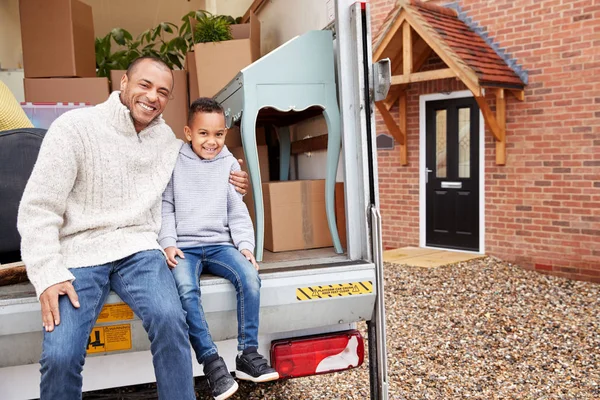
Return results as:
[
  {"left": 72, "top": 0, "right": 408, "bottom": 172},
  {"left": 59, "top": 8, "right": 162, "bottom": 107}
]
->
[
  {"left": 241, "top": 249, "right": 259, "bottom": 270},
  {"left": 230, "top": 160, "right": 248, "bottom": 195},
  {"left": 165, "top": 246, "right": 184, "bottom": 269}
]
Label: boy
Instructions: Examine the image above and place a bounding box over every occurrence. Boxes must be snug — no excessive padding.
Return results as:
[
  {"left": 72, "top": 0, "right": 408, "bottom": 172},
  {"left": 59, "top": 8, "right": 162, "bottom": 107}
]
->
[{"left": 158, "top": 98, "right": 278, "bottom": 400}]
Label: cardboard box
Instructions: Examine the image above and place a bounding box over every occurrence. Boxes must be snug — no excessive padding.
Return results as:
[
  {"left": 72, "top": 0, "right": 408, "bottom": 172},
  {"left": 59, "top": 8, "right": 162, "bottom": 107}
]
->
[
  {"left": 188, "top": 11, "right": 261, "bottom": 98},
  {"left": 185, "top": 56, "right": 200, "bottom": 104},
  {"left": 225, "top": 125, "right": 267, "bottom": 149},
  {"left": 263, "top": 180, "right": 334, "bottom": 252},
  {"left": 110, "top": 70, "right": 189, "bottom": 141},
  {"left": 19, "top": 0, "right": 96, "bottom": 78},
  {"left": 229, "top": 146, "right": 270, "bottom": 227},
  {"left": 24, "top": 78, "right": 109, "bottom": 105},
  {"left": 335, "top": 182, "right": 347, "bottom": 249}
]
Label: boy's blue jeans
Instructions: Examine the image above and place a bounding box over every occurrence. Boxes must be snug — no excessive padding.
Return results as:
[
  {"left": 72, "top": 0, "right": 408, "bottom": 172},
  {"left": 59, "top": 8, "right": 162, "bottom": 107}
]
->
[
  {"left": 173, "top": 245, "right": 261, "bottom": 364},
  {"left": 39, "top": 250, "right": 195, "bottom": 400}
]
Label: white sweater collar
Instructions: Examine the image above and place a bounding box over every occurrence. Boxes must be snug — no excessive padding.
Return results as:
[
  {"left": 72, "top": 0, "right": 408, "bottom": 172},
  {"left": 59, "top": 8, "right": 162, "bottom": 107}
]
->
[{"left": 101, "top": 91, "right": 165, "bottom": 137}]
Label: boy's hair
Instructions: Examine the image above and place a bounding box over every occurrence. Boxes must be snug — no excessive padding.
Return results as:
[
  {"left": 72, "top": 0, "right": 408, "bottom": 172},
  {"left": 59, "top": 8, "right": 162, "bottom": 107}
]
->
[{"left": 188, "top": 97, "right": 225, "bottom": 126}]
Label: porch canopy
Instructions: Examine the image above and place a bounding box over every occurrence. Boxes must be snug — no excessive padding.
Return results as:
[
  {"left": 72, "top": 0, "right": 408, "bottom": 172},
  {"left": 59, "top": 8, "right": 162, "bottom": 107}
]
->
[{"left": 373, "top": 0, "right": 527, "bottom": 165}]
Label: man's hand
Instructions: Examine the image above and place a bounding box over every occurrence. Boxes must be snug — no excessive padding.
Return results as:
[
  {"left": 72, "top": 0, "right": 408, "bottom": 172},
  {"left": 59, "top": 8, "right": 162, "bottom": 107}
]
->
[
  {"left": 165, "top": 246, "right": 184, "bottom": 269},
  {"left": 241, "top": 249, "right": 259, "bottom": 270},
  {"left": 40, "top": 281, "right": 79, "bottom": 332},
  {"left": 230, "top": 159, "right": 249, "bottom": 195}
]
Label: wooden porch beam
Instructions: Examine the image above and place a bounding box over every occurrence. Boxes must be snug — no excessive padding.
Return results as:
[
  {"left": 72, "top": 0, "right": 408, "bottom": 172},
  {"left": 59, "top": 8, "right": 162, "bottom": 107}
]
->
[
  {"left": 375, "top": 101, "right": 405, "bottom": 146},
  {"left": 383, "top": 42, "right": 433, "bottom": 111},
  {"left": 373, "top": 14, "right": 407, "bottom": 61},
  {"left": 399, "top": 91, "right": 408, "bottom": 165},
  {"left": 383, "top": 87, "right": 401, "bottom": 111},
  {"left": 475, "top": 93, "right": 507, "bottom": 165},
  {"left": 510, "top": 89, "right": 525, "bottom": 101},
  {"left": 391, "top": 68, "right": 456, "bottom": 85},
  {"left": 474, "top": 96, "right": 503, "bottom": 142},
  {"left": 403, "top": 22, "right": 412, "bottom": 76},
  {"left": 495, "top": 89, "right": 506, "bottom": 165},
  {"left": 402, "top": 9, "right": 482, "bottom": 96}
]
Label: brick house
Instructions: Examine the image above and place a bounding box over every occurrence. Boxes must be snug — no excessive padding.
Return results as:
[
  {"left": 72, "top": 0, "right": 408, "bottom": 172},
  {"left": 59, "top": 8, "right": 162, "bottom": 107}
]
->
[{"left": 369, "top": 0, "right": 599, "bottom": 282}]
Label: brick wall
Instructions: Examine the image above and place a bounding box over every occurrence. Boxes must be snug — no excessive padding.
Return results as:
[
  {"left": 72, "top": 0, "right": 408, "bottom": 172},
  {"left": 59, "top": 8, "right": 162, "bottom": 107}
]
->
[{"left": 370, "top": 0, "right": 600, "bottom": 282}]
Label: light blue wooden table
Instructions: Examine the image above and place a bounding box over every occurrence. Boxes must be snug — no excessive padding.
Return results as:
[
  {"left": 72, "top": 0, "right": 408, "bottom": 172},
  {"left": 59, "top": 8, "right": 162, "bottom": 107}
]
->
[{"left": 214, "top": 30, "right": 343, "bottom": 261}]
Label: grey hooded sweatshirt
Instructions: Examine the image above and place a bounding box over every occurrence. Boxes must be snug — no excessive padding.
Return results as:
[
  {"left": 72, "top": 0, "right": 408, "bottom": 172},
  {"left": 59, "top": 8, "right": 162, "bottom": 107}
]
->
[{"left": 158, "top": 143, "right": 255, "bottom": 253}]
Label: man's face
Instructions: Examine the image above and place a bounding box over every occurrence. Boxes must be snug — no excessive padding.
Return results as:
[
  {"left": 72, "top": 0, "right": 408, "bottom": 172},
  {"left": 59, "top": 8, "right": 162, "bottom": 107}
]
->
[
  {"left": 184, "top": 112, "right": 227, "bottom": 160},
  {"left": 120, "top": 60, "right": 173, "bottom": 132}
]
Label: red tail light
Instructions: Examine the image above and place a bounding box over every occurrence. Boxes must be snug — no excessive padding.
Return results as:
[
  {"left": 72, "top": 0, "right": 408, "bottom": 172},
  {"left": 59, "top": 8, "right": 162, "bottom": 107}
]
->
[{"left": 270, "top": 329, "right": 364, "bottom": 379}]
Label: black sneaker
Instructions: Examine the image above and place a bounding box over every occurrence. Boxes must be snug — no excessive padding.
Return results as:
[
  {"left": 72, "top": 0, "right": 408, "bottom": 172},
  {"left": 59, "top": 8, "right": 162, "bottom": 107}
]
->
[
  {"left": 203, "top": 355, "right": 239, "bottom": 400},
  {"left": 235, "top": 347, "right": 280, "bottom": 383}
]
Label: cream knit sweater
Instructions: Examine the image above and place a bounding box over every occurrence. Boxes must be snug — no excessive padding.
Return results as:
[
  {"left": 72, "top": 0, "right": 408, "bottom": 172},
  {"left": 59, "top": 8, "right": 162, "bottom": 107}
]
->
[{"left": 17, "top": 92, "right": 182, "bottom": 298}]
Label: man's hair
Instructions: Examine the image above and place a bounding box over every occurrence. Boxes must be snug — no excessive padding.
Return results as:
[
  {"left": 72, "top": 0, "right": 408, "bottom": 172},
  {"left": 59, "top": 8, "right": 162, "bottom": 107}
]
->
[
  {"left": 125, "top": 56, "right": 174, "bottom": 91},
  {"left": 126, "top": 56, "right": 171, "bottom": 78},
  {"left": 188, "top": 97, "right": 224, "bottom": 126}
]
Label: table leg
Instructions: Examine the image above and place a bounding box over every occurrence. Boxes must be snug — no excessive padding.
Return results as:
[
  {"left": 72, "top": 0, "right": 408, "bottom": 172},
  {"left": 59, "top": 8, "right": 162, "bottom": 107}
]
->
[
  {"left": 323, "top": 98, "right": 343, "bottom": 254},
  {"left": 277, "top": 126, "right": 291, "bottom": 181},
  {"left": 240, "top": 108, "right": 265, "bottom": 261}
]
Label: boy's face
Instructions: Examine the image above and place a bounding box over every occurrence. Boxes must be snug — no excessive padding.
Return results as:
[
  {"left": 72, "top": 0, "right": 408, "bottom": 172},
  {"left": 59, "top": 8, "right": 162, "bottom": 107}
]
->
[{"left": 185, "top": 111, "right": 227, "bottom": 160}]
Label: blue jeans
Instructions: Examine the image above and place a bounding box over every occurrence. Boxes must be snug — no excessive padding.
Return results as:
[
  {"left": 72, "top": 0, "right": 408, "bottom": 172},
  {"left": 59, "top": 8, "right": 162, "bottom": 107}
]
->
[
  {"left": 39, "top": 250, "right": 195, "bottom": 400},
  {"left": 173, "top": 245, "right": 261, "bottom": 364}
]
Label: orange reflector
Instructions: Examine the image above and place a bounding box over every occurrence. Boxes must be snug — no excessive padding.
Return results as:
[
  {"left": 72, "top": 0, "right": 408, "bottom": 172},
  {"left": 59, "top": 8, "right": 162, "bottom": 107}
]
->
[{"left": 270, "top": 329, "right": 364, "bottom": 379}]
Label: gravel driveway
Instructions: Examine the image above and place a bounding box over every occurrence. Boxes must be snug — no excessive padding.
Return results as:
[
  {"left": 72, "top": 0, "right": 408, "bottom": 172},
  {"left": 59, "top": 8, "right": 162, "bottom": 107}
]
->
[{"left": 85, "top": 257, "right": 600, "bottom": 399}]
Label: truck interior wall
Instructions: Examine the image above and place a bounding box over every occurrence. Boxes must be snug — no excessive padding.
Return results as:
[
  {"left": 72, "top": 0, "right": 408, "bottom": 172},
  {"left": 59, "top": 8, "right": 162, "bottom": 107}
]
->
[{"left": 253, "top": 0, "right": 331, "bottom": 56}]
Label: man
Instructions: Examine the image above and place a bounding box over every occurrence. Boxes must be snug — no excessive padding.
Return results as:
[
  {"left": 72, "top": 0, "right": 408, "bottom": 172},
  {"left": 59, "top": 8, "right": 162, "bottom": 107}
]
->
[{"left": 17, "top": 56, "right": 248, "bottom": 399}]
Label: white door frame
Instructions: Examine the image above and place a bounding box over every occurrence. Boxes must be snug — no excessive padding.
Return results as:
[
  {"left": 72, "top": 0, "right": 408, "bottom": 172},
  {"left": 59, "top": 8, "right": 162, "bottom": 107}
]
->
[{"left": 418, "top": 90, "right": 486, "bottom": 254}]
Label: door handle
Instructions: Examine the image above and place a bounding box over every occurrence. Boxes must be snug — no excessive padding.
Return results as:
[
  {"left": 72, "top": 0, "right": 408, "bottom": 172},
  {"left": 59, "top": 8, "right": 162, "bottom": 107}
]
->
[
  {"left": 425, "top": 168, "right": 432, "bottom": 184},
  {"left": 441, "top": 181, "right": 462, "bottom": 189}
]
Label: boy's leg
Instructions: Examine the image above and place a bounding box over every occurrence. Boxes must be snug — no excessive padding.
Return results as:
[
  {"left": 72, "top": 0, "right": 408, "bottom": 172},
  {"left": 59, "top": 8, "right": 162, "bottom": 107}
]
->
[
  {"left": 171, "top": 247, "right": 218, "bottom": 364},
  {"left": 174, "top": 247, "right": 238, "bottom": 400},
  {"left": 203, "top": 245, "right": 261, "bottom": 351},
  {"left": 40, "top": 264, "right": 112, "bottom": 400},
  {"left": 204, "top": 245, "right": 278, "bottom": 383},
  {"left": 110, "top": 250, "right": 195, "bottom": 400}
]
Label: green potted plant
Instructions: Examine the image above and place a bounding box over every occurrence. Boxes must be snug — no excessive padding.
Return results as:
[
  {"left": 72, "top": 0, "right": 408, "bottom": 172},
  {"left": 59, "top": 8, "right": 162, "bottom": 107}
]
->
[
  {"left": 95, "top": 28, "right": 140, "bottom": 79},
  {"left": 183, "top": 11, "right": 260, "bottom": 99}
]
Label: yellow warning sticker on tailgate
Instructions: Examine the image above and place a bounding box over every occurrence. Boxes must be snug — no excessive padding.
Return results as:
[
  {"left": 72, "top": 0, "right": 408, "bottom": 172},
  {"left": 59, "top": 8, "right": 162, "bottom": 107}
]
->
[
  {"left": 96, "top": 302, "right": 134, "bottom": 323},
  {"left": 86, "top": 324, "right": 132, "bottom": 354},
  {"left": 296, "top": 281, "right": 373, "bottom": 301}
]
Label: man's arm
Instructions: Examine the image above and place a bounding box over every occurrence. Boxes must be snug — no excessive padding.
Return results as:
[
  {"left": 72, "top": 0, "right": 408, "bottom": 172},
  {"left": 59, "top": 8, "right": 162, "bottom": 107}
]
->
[
  {"left": 158, "top": 175, "right": 178, "bottom": 250},
  {"left": 229, "top": 159, "right": 249, "bottom": 195},
  {"left": 158, "top": 175, "right": 185, "bottom": 268},
  {"left": 17, "top": 118, "right": 82, "bottom": 330}
]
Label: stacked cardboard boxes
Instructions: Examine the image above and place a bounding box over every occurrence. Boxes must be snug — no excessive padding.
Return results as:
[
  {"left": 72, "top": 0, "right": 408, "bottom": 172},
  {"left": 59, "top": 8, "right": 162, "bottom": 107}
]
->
[
  {"left": 20, "top": 0, "right": 109, "bottom": 104},
  {"left": 186, "top": 11, "right": 261, "bottom": 101}
]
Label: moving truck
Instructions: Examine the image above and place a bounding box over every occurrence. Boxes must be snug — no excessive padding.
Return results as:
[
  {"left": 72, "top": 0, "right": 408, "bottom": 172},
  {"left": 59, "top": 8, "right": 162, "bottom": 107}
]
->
[{"left": 0, "top": 1, "right": 389, "bottom": 398}]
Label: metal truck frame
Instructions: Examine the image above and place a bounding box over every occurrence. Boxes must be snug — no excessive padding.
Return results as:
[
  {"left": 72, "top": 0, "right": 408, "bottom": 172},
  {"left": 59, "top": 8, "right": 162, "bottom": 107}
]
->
[{"left": 0, "top": 1, "right": 389, "bottom": 399}]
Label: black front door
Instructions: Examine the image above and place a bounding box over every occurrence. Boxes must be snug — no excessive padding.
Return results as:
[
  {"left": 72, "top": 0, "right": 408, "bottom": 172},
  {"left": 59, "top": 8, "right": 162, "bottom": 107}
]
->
[{"left": 425, "top": 97, "right": 480, "bottom": 251}]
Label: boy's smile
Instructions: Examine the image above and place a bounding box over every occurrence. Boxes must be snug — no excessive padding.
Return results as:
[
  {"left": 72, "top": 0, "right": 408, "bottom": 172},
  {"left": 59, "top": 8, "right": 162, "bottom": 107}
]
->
[{"left": 185, "top": 112, "right": 227, "bottom": 160}]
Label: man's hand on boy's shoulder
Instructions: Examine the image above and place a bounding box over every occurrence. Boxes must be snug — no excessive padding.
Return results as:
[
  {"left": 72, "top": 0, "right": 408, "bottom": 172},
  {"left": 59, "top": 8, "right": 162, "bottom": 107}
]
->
[
  {"left": 241, "top": 249, "right": 259, "bottom": 270},
  {"left": 165, "top": 246, "right": 184, "bottom": 269},
  {"left": 230, "top": 159, "right": 248, "bottom": 195}
]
